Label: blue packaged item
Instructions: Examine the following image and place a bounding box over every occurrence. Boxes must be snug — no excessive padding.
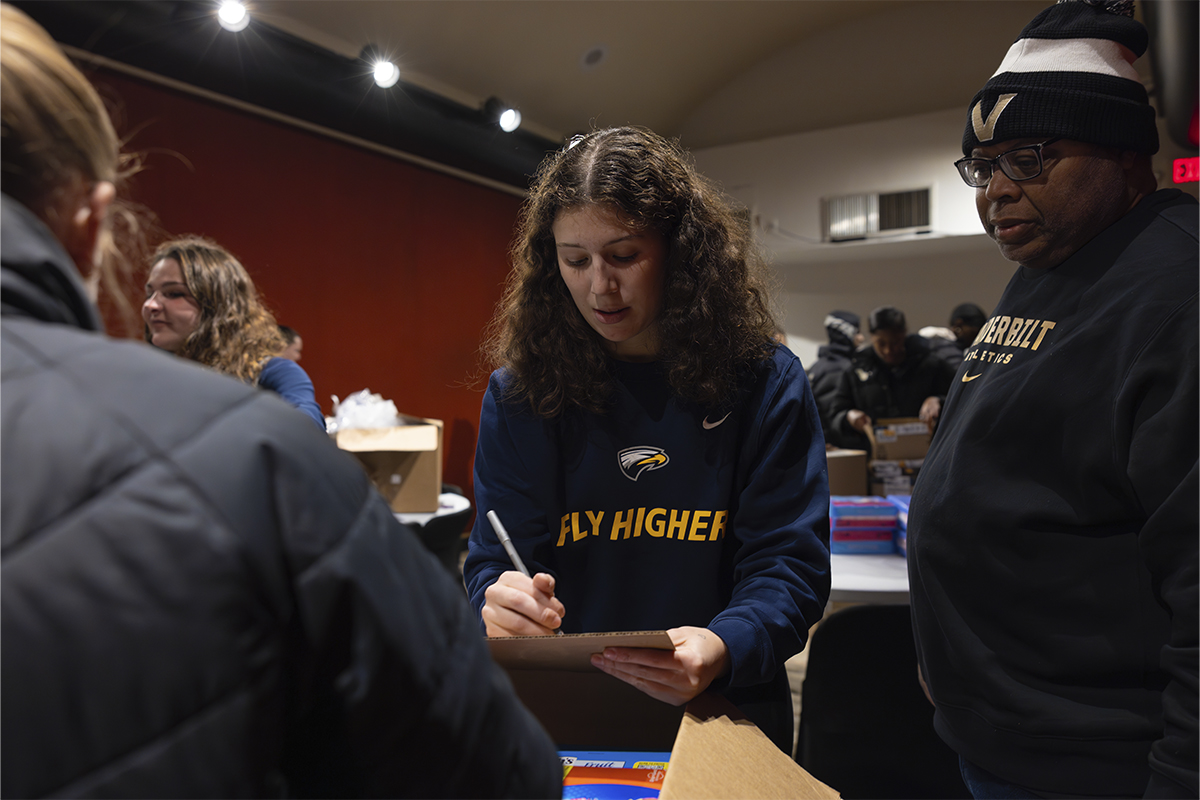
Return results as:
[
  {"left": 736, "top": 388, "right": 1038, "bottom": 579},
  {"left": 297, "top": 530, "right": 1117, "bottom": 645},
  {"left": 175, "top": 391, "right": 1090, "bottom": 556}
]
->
[
  {"left": 559, "top": 751, "right": 672, "bottom": 770},
  {"left": 830, "top": 496, "right": 898, "bottom": 554},
  {"left": 887, "top": 494, "right": 911, "bottom": 556}
]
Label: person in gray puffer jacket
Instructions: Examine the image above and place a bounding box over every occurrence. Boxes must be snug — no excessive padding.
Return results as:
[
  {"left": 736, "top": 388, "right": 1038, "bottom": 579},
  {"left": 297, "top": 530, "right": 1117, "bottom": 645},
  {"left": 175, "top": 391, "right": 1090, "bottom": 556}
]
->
[{"left": 0, "top": 6, "right": 560, "bottom": 798}]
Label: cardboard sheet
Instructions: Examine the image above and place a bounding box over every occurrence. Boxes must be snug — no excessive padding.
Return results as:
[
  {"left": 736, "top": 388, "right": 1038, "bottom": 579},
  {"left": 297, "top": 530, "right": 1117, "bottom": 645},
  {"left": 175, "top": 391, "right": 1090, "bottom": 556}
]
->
[
  {"left": 489, "top": 632, "right": 843, "bottom": 798},
  {"left": 488, "top": 630, "right": 674, "bottom": 672},
  {"left": 663, "top": 695, "right": 841, "bottom": 799}
]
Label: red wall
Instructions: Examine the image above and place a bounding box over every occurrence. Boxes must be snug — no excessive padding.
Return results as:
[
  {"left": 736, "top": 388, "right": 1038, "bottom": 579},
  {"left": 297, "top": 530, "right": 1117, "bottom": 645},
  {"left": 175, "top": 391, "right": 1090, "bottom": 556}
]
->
[{"left": 92, "top": 69, "right": 524, "bottom": 496}]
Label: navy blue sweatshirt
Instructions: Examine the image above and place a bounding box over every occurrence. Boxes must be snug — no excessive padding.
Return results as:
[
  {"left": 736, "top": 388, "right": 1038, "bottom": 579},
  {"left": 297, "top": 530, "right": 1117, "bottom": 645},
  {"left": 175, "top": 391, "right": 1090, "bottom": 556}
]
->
[{"left": 463, "top": 346, "right": 831, "bottom": 743}]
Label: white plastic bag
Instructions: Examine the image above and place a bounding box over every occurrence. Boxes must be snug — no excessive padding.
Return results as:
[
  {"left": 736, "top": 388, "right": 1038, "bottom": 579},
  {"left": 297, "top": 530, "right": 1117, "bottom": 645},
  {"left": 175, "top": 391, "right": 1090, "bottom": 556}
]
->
[{"left": 327, "top": 389, "right": 402, "bottom": 433}]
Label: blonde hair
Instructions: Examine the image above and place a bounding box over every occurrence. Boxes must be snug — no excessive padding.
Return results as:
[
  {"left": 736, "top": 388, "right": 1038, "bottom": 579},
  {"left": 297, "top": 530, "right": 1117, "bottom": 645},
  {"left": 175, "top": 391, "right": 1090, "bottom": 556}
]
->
[
  {"left": 0, "top": 2, "right": 146, "bottom": 330},
  {"left": 148, "top": 236, "right": 285, "bottom": 383}
]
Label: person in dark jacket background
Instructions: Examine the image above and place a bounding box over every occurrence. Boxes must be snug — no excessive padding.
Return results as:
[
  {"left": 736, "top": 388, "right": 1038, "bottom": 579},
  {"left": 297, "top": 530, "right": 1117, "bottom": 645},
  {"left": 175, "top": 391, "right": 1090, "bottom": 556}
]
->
[
  {"left": 829, "top": 305, "right": 955, "bottom": 450},
  {"left": 805, "top": 310, "right": 862, "bottom": 449},
  {"left": 947, "top": 302, "right": 986, "bottom": 351},
  {"left": 0, "top": 6, "right": 560, "bottom": 798},
  {"left": 923, "top": 302, "right": 989, "bottom": 369}
]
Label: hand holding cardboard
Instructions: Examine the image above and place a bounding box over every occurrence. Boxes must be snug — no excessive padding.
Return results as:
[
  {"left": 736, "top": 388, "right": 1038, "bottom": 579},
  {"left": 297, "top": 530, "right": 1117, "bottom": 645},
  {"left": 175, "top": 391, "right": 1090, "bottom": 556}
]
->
[{"left": 590, "top": 625, "right": 730, "bottom": 706}]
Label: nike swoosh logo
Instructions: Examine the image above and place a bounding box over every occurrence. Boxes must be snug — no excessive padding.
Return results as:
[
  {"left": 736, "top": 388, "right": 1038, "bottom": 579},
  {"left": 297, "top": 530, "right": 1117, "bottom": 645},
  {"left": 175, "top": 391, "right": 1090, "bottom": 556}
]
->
[
  {"left": 702, "top": 412, "right": 731, "bottom": 430},
  {"left": 961, "top": 372, "right": 982, "bottom": 383}
]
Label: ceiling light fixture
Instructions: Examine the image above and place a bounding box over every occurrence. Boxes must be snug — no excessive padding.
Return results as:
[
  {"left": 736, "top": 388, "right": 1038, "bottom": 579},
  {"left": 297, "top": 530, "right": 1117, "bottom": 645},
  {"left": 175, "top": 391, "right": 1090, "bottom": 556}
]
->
[
  {"left": 216, "top": 1, "right": 250, "bottom": 32},
  {"left": 498, "top": 108, "right": 521, "bottom": 133},
  {"left": 359, "top": 45, "right": 400, "bottom": 89},
  {"left": 373, "top": 59, "right": 400, "bottom": 88},
  {"left": 484, "top": 97, "right": 522, "bottom": 133}
]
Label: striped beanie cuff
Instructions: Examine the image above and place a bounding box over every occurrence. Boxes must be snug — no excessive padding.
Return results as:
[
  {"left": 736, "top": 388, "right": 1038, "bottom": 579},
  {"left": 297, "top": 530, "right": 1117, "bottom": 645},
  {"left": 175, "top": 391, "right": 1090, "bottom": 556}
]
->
[{"left": 962, "top": 0, "right": 1158, "bottom": 155}]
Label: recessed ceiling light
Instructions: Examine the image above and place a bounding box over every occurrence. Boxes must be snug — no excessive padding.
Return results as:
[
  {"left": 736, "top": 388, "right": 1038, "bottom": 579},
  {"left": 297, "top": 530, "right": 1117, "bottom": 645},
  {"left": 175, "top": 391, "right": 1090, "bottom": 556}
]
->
[
  {"left": 498, "top": 107, "right": 521, "bottom": 133},
  {"left": 373, "top": 60, "right": 400, "bottom": 88},
  {"left": 217, "top": 1, "right": 249, "bottom": 32},
  {"left": 580, "top": 45, "right": 608, "bottom": 72}
]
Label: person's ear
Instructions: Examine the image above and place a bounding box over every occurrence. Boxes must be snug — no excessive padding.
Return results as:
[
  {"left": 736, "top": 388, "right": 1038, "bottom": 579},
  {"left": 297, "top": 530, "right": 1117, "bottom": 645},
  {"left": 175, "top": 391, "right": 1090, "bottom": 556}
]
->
[{"left": 63, "top": 180, "right": 116, "bottom": 276}]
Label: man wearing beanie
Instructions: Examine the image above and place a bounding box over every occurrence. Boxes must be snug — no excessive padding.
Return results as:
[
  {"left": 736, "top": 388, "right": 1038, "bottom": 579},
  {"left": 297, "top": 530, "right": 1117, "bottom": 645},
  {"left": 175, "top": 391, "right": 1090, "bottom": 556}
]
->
[
  {"left": 922, "top": 303, "right": 990, "bottom": 367},
  {"left": 908, "top": 1, "right": 1198, "bottom": 798},
  {"left": 805, "top": 310, "right": 862, "bottom": 447},
  {"left": 948, "top": 302, "right": 987, "bottom": 350}
]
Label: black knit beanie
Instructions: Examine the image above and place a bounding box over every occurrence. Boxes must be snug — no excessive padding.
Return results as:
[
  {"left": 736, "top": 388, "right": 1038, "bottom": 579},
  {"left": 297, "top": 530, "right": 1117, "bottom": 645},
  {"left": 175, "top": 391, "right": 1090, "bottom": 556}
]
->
[
  {"left": 824, "top": 311, "right": 860, "bottom": 347},
  {"left": 950, "top": 303, "right": 987, "bottom": 327},
  {"left": 962, "top": 0, "right": 1158, "bottom": 156}
]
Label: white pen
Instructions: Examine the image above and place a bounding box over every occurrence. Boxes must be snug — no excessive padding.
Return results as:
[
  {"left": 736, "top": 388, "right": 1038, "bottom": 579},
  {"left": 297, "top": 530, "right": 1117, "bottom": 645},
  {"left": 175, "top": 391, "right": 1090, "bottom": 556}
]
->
[
  {"left": 486, "top": 510, "right": 563, "bottom": 635},
  {"left": 486, "top": 510, "right": 529, "bottom": 577}
]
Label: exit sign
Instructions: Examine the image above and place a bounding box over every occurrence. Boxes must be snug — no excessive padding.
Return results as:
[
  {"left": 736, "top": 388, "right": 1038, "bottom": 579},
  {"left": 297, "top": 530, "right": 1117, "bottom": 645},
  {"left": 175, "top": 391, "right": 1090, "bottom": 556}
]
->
[{"left": 1174, "top": 157, "right": 1199, "bottom": 183}]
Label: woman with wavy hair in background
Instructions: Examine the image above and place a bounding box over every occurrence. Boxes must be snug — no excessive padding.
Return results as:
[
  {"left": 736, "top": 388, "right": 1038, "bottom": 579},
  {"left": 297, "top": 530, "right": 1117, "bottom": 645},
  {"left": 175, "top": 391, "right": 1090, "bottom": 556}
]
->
[
  {"left": 462, "top": 126, "right": 831, "bottom": 753},
  {"left": 143, "top": 236, "right": 324, "bottom": 428}
]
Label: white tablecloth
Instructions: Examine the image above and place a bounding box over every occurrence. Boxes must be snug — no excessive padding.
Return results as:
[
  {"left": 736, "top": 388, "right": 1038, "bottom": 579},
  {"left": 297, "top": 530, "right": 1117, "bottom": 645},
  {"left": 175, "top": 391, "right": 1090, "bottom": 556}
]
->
[
  {"left": 394, "top": 492, "right": 471, "bottom": 528},
  {"left": 829, "top": 553, "right": 910, "bottom": 604}
]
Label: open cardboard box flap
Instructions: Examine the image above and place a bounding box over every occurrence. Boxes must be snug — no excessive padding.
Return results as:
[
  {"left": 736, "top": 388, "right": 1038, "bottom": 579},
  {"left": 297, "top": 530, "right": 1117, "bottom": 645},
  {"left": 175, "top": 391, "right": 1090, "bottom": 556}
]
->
[
  {"left": 489, "top": 632, "right": 840, "bottom": 799},
  {"left": 334, "top": 423, "right": 439, "bottom": 453},
  {"left": 334, "top": 415, "right": 444, "bottom": 512}
]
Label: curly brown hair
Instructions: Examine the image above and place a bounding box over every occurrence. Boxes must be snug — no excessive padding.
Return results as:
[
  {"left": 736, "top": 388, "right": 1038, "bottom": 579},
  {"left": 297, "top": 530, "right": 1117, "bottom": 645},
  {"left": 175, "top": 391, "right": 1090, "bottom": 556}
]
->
[
  {"left": 483, "top": 126, "right": 778, "bottom": 418},
  {"left": 145, "top": 236, "right": 284, "bottom": 383}
]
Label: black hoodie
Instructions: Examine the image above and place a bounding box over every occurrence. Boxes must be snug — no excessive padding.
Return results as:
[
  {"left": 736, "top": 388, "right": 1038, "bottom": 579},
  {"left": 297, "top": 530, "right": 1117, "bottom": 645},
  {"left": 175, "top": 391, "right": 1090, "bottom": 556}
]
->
[{"left": 909, "top": 190, "right": 1199, "bottom": 798}]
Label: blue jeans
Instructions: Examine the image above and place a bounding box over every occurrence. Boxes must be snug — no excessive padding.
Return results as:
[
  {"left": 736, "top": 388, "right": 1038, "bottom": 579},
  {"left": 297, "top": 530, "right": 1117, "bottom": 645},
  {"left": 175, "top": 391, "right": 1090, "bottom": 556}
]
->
[{"left": 960, "top": 757, "right": 1043, "bottom": 799}]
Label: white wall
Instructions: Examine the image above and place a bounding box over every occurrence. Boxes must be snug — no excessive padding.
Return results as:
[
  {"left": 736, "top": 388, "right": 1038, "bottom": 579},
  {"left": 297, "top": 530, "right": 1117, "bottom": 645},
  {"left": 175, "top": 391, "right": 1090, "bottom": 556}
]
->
[{"left": 693, "top": 108, "right": 1019, "bottom": 369}]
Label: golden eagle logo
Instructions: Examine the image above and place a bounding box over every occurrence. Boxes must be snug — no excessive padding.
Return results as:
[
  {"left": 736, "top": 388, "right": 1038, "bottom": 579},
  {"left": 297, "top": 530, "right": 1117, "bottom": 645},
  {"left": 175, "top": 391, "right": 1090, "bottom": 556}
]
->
[{"left": 618, "top": 446, "right": 669, "bottom": 481}]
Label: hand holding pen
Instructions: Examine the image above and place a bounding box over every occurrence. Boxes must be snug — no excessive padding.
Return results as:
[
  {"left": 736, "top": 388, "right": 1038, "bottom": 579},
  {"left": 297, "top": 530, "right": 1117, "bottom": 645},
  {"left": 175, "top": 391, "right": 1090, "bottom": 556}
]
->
[{"left": 480, "top": 510, "right": 565, "bottom": 637}]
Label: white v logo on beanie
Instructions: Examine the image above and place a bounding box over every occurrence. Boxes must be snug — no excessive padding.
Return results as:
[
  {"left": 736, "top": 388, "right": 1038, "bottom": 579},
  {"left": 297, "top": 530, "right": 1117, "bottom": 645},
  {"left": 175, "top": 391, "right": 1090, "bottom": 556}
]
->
[{"left": 971, "top": 93, "right": 1017, "bottom": 142}]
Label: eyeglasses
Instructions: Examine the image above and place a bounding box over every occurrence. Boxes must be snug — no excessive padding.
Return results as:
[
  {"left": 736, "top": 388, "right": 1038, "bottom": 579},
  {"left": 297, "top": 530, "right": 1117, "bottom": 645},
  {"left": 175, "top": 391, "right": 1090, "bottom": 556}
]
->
[{"left": 954, "top": 138, "right": 1061, "bottom": 188}]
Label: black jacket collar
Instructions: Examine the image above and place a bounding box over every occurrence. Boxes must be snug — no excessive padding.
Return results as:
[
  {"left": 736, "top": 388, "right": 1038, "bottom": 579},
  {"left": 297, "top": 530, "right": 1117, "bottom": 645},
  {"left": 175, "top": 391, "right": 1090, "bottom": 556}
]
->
[{"left": 1, "top": 193, "right": 102, "bottom": 332}]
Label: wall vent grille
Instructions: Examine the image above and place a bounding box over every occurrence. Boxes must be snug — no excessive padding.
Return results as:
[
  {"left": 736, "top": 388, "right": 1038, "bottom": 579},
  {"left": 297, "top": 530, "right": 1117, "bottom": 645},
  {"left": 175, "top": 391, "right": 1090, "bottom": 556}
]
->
[{"left": 822, "top": 188, "right": 930, "bottom": 242}]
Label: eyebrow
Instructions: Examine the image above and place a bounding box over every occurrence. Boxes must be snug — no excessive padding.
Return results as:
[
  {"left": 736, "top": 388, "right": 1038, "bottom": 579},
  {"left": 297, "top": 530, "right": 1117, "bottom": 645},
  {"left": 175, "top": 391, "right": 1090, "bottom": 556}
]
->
[
  {"left": 145, "top": 280, "right": 190, "bottom": 291},
  {"left": 556, "top": 234, "right": 643, "bottom": 249}
]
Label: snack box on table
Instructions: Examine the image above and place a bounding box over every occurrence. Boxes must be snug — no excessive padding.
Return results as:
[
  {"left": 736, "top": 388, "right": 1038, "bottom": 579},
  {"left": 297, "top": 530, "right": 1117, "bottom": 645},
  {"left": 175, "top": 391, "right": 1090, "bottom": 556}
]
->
[
  {"left": 489, "top": 632, "right": 840, "bottom": 799},
  {"left": 830, "top": 496, "right": 898, "bottom": 554},
  {"left": 334, "top": 414, "right": 443, "bottom": 512}
]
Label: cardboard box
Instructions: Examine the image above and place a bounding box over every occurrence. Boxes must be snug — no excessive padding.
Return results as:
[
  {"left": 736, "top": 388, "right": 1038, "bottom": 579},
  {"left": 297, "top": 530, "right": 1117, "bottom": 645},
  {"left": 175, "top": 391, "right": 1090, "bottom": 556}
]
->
[
  {"left": 489, "top": 632, "right": 841, "bottom": 799},
  {"left": 866, "top": 417, "right": 931, "bottom": 461},
  {"left": 869, "top": 458, "right": 924, "bottom": 497},
  {"left": 825, "top": 449, "right": 868, "bottom": 496},
  {"left": 335, "top": 415, "right": 443, "bottom": 512}
]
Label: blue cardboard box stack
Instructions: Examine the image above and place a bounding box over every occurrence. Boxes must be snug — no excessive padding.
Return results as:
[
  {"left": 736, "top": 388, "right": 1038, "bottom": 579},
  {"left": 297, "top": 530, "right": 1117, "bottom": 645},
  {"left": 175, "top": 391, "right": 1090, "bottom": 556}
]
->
[
  {"left": 887, "top": 494, "right": 911, "bottom": 556},
  {"left": 830, "top": 495, "right": 913, "bottom": 555},
  {"left": 829, "top": 496, "right": 899, "bottom": 554}
]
